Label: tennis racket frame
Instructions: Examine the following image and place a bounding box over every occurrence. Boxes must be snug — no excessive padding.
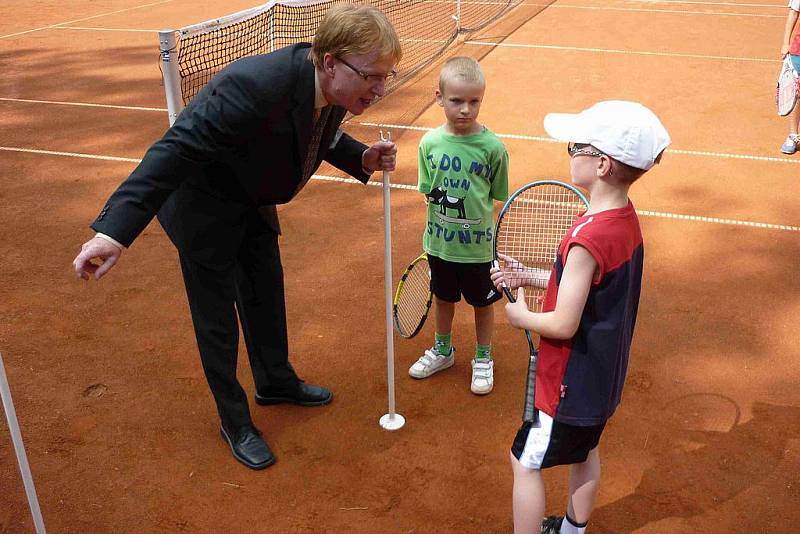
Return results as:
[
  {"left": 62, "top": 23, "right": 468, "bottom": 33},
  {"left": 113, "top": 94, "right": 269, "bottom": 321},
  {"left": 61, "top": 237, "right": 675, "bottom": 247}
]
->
[
  {"left": 777, "top": 54, "right": 798, "bottom": 117},
  {"left": 392, "top": 252, "right": 433, "bottom": 339},
  {"left": 494, "top": 180, "right": 589, "bottom": 424}
]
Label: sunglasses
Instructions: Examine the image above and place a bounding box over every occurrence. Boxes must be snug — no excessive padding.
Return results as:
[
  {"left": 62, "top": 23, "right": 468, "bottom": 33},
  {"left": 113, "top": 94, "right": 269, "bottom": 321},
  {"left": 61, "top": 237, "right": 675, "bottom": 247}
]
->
[{"left": 567, "top": 142, "right": 605, "bottom": 158}]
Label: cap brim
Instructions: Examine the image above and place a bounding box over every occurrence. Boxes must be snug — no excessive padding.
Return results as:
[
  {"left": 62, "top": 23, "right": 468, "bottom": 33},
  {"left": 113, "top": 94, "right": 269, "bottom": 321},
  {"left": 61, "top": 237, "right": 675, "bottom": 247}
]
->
[{"left": 543, "top": 112, "right": 590, "bottom": 143}]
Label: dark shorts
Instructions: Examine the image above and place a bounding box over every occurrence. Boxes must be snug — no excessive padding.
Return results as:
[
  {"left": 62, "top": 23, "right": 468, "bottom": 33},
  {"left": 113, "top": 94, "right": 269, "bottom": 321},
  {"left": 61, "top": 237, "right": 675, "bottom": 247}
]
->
[
  {"left": 428, "top": 254, "right": 503, "bottom": 307},
  {"left": 511, "top": 411, "right": 606, "bottom": 469}
]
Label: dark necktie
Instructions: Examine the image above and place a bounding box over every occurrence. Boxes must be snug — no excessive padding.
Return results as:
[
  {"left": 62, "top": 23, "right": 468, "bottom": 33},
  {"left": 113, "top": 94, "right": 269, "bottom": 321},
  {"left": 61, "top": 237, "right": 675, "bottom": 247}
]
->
[{"left": 299, "top": 106, "right": 331, "bottom": 188}]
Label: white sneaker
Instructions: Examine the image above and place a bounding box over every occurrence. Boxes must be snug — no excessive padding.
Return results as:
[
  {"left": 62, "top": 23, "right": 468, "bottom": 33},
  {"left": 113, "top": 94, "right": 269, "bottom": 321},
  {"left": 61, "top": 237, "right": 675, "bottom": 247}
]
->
[
  {"left": 471, "top": 358, "right": 494, "bottom": 395},
  {"left": 409, "top": 346, "right": 455, "bottom": 379}
]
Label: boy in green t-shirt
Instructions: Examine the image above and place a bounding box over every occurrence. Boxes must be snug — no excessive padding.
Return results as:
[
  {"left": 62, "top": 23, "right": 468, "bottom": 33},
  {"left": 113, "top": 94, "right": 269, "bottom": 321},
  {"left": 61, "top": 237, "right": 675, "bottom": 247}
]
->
[{"left": 408, "top": 56, "right": 509, "bottom": 395}]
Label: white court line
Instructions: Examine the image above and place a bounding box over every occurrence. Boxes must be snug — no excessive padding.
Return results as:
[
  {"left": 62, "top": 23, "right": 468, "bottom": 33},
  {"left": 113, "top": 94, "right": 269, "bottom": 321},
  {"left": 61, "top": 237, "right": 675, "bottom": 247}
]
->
[
  {"left": 0, "top": 97, "right": 167, "bottom": 112},
  {"left": 545, "top": 4, "right": 783, "bottom": 17},
  {"left": 52, "top": 26, "right": 161, "bottom": 33},
  {"left": 0, "top": 100, "right": 795, "bottom": 164},
  {"left": 623, "top": 0, "right": 781, "bottom": 7},
  {"left": 313, "top": 174, "right": 418, "bottom": 192},
  {"left": 426, "top": 0, "right": 783, "bottom": 7},
  {"left": 2, "top": 0, "right": 780, "bottom": 40},
  {"left": 37, "top": 32, "right": 765, "bottom": 64},
  {"left": 1, "top": 99, "right": 794, "bottom": 164},
  {"left": 0, "top": 146, "right": 141, "bottom": 163},
  {"left": 0, "top": 0, "right": 173, "bottom": 39},
  {"left": 354, "top": 122, "right": 800, "bottom": 164},
  {"left": 635, "top": 209, "right": 799, "bottom": 231},
  {"left": 464, "top": 41, "right": 779, "bottom": 63},
  {"left": 1, "top": 145, "right": 797, "bottom": 232},
  {"left": 420, "top": 0, "right": 784, "bottom": 16},
  {"left": 256, "top": 174, "right": 800, "bottom": 232}
]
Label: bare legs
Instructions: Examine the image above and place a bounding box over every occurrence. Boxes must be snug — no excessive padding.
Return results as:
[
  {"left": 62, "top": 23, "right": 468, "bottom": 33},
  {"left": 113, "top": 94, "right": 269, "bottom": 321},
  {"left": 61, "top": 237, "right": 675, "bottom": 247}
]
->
[
  {"left": 511, "top": 452, "right": 546, "bottom": 533},
  {"left": 474, "top": 302, "right": 494, "bottom": 347},
  {"left": 567, "top": 447, "right": 601, "bottom": 525},
  {"left": 434, "top": 297, "right": 455, "bottom": 336},
  {"left": 434, "top": 298, "right": 495, "bottom": 349},
  {"left": 510, "top": 447, "right": 601, "bottom": 533}
]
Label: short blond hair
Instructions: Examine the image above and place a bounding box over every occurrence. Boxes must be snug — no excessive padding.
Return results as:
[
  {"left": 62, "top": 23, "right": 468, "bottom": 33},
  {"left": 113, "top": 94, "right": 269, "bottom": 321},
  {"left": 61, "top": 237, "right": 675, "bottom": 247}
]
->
[
  {"left": 438, "top": 56, "right": 485, "bottom": 92},
  {"left": 609, "top": 149, "right": 665, "bottom": 184},
  {"left": 311, "top": 5, "right": 402, "bottom": 67}
]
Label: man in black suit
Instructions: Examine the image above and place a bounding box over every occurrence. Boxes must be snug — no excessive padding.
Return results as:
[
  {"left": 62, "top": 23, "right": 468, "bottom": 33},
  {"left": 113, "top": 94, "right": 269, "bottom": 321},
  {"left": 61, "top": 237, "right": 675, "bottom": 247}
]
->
[{"left": 72, "top": 5, "right": 401, "bottom": 470}]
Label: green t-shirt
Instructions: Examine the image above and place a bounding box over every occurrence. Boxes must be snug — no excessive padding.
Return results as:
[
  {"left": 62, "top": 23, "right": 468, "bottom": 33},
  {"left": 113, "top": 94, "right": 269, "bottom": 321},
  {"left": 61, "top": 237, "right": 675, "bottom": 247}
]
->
[{"left": 418, "top": 126, "right": 509, "bottom": 263}]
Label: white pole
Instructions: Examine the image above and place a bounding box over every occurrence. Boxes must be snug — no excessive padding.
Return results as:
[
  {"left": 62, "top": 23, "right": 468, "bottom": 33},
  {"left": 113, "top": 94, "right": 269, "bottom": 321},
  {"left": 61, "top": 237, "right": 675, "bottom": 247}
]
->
[
  {"left": 158, "top": 30, "right": 185, "bottom": 126},
  {"left": 378, "top": 131, "right": 405, "bottom": 431},
  {"left": 0, "top": 352, "right": 46, "bottom": 534}
]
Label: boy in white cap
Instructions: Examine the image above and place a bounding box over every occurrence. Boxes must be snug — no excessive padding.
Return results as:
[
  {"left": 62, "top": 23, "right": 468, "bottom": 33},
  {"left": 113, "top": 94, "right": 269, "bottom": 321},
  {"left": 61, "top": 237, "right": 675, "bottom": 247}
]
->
[{"left": 490, "top": 101, "right": 670, "bottom": 533}]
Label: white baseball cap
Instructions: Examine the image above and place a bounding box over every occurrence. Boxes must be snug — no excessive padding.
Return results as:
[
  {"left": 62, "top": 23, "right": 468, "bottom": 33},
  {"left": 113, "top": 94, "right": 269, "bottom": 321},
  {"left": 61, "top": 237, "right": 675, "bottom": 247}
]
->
[{"left": 543, "top": 101, "right": 671, "bottom": 171}]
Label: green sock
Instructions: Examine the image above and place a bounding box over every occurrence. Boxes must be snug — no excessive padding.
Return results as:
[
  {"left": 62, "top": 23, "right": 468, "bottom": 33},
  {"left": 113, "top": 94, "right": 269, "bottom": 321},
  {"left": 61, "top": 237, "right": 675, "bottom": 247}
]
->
[
  {"left": 434, "top": 333, "right": 452, "bottom": 356},
  {"left": 475, "top": 343, "right": 492, "bottom": 361}
]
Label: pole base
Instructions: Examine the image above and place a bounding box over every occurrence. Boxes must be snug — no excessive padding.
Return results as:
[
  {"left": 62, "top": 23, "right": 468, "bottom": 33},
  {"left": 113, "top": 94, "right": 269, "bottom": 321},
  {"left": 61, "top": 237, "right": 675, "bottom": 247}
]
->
[{"left": 379, "top": 413, "right": 405, "bottom": 431}]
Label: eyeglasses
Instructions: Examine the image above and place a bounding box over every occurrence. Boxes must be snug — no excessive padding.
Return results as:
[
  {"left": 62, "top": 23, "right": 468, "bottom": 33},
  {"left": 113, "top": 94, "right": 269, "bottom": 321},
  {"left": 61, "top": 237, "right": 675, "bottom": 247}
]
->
[
  {"left": 567, "top": 142, "right": 605, "bottom": 158},
  {"left": 336, "top": 56, "right": 397, "bottom": 83}
]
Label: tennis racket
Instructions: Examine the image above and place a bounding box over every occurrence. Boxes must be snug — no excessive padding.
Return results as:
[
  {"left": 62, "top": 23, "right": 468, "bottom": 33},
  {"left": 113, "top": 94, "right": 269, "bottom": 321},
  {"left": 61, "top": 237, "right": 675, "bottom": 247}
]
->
[
  {"left": 392, "top": 253, "right": 433, "bottom": 339},
  {"left": 777, "top": 55, "right": 798, "bottom": 116},
  {"left": 494, "top": 180, "right": 589, "bottom": 423}
]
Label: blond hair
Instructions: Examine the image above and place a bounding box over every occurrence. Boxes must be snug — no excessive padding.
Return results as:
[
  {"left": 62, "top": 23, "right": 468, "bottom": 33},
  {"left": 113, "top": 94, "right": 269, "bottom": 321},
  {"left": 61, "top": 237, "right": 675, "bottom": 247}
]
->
[
  {"left": 607, "top": 149, "right": 665, "bottom": 184},
  {"left": 311, "top": 5, "right": 402, "bottom": 67},
  {"left": 438, "top": 56, "right": 485, "bottom": 92}
]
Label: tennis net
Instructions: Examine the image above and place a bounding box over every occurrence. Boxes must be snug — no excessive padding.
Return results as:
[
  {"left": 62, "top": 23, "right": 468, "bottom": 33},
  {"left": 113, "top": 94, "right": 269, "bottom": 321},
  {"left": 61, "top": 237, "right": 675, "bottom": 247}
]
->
[{"left": 158, "top": 0, "right": 526, "bottom": 123}]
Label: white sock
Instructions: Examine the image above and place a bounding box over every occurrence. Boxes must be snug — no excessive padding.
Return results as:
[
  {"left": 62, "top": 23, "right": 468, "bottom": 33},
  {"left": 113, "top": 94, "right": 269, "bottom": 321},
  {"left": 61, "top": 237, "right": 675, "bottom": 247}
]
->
[{"left": 560, "top": 515, "right": 586, "bottom": 534}]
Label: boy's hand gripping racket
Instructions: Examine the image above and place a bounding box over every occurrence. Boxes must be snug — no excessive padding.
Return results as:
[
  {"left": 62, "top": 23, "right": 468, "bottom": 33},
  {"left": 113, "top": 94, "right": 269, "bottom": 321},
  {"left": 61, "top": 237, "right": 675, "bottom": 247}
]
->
[
  {"left": 777, "top": 54, "right": 799, "bottom": 116},
  {"left": 494, "top": 180, "right": 589, "bottom": 423},
  {"left": 392, "top": 253, "right": 432, "bottom": 338}
]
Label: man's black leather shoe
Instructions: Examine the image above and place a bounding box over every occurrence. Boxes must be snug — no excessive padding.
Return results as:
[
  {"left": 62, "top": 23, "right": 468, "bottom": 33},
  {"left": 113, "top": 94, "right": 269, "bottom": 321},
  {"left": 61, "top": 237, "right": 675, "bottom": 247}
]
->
[
  {"left": 220, "top": 424, "right": 275, "bottom": 470},
  {"left": 254, "top": 382, "right": 333, "bottom": 406}
]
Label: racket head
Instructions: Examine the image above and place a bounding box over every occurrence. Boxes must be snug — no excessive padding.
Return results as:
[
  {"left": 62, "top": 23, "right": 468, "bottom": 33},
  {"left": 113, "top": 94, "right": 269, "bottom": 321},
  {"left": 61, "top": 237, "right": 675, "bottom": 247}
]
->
[
  {"left": 392, "top": 253, "right": 432, "bottom": 339},
  {"left": 494, "top": 180, "right": 590, "bottom": 312},
  {"left": 777, "top": 55, "right": 798, "bottom": 116}
]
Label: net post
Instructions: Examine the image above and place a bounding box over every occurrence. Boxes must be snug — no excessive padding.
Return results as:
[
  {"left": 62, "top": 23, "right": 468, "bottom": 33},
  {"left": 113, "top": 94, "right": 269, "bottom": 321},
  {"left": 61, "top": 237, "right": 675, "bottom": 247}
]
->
[
  {"left": 455, "top": 0, "right": 462, "bottom": 32},
  {"left": 0, "top": 352, "right": 46, "bottom": 534},
  {"left": 379, "top": 131, "right": 405, "bottom": 431},
  {"left": 158, "top": 30, "right": 184, "bottom": 126}
]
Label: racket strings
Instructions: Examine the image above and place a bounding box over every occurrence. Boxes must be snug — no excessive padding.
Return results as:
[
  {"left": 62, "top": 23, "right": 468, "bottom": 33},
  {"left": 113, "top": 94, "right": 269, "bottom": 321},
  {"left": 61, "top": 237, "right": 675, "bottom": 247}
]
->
[
  {"left": 496, "top": 184, "right": 586, "bottom": 312},
  {"left": 778, "top": 57, "right": 798, "bottom": 116},
  {"left": 394, "top": 259, "right": 432, "bottom": 337}
]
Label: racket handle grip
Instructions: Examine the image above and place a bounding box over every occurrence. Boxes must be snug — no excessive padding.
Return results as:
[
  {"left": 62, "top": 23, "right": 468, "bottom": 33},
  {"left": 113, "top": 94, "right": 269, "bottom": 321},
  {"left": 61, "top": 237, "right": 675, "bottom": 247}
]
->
[
  {"left": 522, "top": 332, "right": 539, "bottom": 424},
  {"left": 522, "top": 366, "right": 538, "bottom": 424},
  {"left": 501, "top": 286, "right": 515, "bottom": 302},
  {"left": 493, "top": 260, "right": 516, "bottom": 303}
]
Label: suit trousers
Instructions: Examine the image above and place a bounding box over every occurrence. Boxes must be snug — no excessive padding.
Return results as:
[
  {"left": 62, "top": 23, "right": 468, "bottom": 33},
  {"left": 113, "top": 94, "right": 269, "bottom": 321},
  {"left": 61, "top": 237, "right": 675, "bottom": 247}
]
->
[{"left": 169, "top": 206, "right": 300, "bottom": 430}]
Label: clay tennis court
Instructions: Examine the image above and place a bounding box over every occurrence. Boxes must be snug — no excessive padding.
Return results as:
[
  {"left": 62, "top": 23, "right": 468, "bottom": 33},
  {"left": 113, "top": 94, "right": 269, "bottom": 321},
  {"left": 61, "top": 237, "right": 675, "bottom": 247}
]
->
[{"left": 1, "top": 0, "right": 799, "bottom": 532}]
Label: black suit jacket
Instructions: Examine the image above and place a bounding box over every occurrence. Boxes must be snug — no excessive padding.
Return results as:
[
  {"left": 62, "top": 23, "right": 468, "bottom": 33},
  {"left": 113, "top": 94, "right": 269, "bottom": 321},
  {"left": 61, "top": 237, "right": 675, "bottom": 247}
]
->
[{"left": 92, "top": 43, "right": 370, "bottom": 258}]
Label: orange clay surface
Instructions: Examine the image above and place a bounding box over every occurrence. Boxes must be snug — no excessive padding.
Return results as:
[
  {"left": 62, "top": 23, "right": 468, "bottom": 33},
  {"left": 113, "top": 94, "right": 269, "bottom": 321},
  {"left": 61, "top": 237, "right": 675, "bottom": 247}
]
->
[{"left": 1, "top": 1, "right": 799, "bottom": 532}]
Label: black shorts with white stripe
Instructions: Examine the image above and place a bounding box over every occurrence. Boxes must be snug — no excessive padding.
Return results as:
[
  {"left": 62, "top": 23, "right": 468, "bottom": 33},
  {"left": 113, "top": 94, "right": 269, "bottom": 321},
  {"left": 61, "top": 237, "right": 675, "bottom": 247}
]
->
[{"left": 511, "top": 411, "right": 606, "bottom": 469}]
